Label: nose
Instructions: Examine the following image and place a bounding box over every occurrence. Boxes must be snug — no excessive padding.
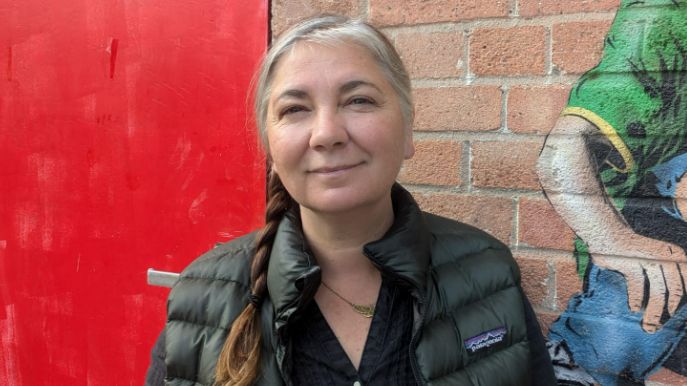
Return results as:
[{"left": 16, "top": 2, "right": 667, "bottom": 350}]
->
[{"left": 309, "top": 108, "right": 349, "bottom": 150}]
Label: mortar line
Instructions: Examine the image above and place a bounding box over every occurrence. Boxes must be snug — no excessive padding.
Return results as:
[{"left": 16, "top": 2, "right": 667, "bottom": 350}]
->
[
  {"left": 501, "top": 85, "right": 511, "bottom": 133},
  {"left": 546, "top": 22, "right": 554, "bottom": 77},
  {"left": 380, "top": 12, "right": 617, "bottom": 34},
  {"left": 361, "top": 0, "right": 370, "bottom": 20},
  {"left": 512, "top": 196, "right": 520, "bottom": 247}
]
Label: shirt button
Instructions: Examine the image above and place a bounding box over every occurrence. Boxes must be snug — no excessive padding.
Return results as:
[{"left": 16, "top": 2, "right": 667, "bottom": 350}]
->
[{"left": 353, "top": 382, "right": 361, "bottom": 386}]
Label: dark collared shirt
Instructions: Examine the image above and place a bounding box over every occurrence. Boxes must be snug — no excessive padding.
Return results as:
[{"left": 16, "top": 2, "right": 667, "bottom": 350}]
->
[{"left": 290, "top": 276, "right": 416, "bottom": 386}]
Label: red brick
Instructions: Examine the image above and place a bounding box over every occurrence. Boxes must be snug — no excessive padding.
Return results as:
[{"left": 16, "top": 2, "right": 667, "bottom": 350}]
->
[
  {"left": 553, "top": 21, "right": 613, "bottom": 75},
  {"left": 507, "top": 85, "right": 571, "bottom": 134},
  {"left": 414, "top": 86, "right": 501, "bottom": 131},
  {"left": 399, "top": 140, "right": 462, "bottom": 186},
  {"left": 518, "top": 197, "right": 576, "bottom": 251},
  {"left": 519, "top": 0, "right": 620, "bottom": 17},
  {"left": 555, "top": 258, "right": 583, "bottom": 310},
  {"left": 514, "top": 254, "right": 551, "bottom": 308},
  {"left": 395, "top": 31, "right": 464, "bottom": 79},
  {"left": 470, "top": 26, "right": 546, "bottom": 76},
  {"left": 647, "top": 367, "right": 687, "bottom": 386},
  {"left": 413, "top": 192, "right": 513, "bottom": 244},
  {"left": 369, "top": 0, "right": 509, "bottom": 26},
  {"left": 271, "top": 0, "right": 363, "bottom": 36},
  {"left": 471, "top": 139, "right": 544, "bottom": 191}
]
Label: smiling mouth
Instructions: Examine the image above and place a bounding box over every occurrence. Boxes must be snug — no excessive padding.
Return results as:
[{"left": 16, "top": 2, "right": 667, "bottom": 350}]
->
[{"left": 310, "top": 162, "right": 364, "bottom": 174}]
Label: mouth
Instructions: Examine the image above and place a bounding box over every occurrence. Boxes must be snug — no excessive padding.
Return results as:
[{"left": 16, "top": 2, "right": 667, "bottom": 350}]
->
[{"left": 310, "top": 162, "right": 364, "bottom": 174}]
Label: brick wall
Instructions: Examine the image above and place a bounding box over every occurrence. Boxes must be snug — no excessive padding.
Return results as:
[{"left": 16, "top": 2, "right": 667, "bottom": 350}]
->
[{"left": 270, "top": 1, "right": 687, "bottom": 385}]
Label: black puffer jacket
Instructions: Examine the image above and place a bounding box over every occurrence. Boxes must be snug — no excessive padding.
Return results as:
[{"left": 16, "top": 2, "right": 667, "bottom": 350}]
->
[{"left": 162, "top": 186, "right": 549, "bottom": 385}]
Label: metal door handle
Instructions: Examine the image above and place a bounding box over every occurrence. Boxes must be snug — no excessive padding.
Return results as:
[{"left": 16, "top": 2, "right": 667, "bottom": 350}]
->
[{"left": 147, "top": 268, "right": 180, "bottom": 288}]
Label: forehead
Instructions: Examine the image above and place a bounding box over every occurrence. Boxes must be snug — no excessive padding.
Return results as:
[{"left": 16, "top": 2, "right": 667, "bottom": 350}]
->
[{"left": 270, "top": 41, "right": 388, "bottom": 91}]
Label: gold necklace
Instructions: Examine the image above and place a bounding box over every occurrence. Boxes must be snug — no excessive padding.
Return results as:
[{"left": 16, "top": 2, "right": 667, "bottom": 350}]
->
[{"left": 320, "top": 281, "right": 376, "bottom": 318}]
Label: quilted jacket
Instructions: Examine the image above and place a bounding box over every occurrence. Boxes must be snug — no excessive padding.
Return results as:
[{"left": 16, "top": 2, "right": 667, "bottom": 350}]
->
[{"left": 165, "top": 185, "right": 533, "bottom": 385}]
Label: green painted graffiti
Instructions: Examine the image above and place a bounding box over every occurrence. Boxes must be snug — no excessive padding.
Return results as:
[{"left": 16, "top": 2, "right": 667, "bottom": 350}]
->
[{"left": 539, "top": 1, "right": 687, "bottom": 385}]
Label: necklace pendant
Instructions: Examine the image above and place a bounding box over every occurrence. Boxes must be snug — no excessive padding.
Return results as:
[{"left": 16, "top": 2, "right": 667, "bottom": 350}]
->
[
  {"left": 352, "top": 304, "right": 375, "bottom": 318},
  {"left": 320, "top": 281, "right": 376, "bottom": 318}
]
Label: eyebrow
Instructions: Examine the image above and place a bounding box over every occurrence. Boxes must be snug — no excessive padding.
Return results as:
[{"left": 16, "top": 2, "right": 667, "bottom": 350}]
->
[
  {"left": 340, "top": 79, "right": 382, "bottom": 94},
  {"left": 275, "top": 89, "right": 308, "bottom": 101},
  {"left": 273, "top": 79, "right": 383, "bottom": 102}
]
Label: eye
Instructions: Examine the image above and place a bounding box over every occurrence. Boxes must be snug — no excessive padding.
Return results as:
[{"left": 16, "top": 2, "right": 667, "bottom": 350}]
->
[
  {"left": 348, "top": 96, "right": 375, "bottom": 106},
  {"left": 280, "top": 105, "right": 307, "bottom": 117}
]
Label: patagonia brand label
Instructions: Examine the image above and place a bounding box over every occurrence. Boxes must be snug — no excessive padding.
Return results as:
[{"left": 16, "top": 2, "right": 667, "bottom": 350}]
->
[{"left": 464, "top": 326, "right": 507, "bottom": 354}]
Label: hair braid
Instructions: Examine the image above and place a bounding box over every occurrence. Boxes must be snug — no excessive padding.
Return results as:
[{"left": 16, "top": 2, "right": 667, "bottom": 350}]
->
[{"left": 213, "top": 171, "right": 292, "bottom": 386}]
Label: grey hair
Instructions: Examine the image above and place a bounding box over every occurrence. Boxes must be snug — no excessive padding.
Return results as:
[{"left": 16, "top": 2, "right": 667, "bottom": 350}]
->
[{"left": 253, "top": 15, "right": 413, "bottom": 146}]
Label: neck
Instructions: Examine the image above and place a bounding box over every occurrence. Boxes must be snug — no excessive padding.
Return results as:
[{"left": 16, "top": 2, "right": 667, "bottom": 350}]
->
[{"left": 299, "top": 196, "right": 394, "bottom": 281}]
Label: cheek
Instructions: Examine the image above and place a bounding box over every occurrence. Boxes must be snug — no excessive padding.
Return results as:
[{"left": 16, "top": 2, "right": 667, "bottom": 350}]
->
[
  {"left": 266, "top": 132, "right": 283, "bottom": 173},
  {"left": 365, "top": 131, "right": 408, "bottom": 168},
  {"left": 266, "top": 131, "right": 302, "bottom": 172}
]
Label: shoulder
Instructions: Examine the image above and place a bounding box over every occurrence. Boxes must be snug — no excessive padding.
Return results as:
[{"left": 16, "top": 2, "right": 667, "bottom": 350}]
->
[
  {"left": 424, "top": 211, "right": 507, "bottom": 246},
  {"left": 165, "top": 232, "right": 261, "bottom": 384},
  {"left": 422, "top": 211, "right": 520, "bottom": 284},
  {"left": 179, "top": 231, "right": 258, "bottom": 284},
  {"left": 416, "top": 213, "right": 531, "bottom": 383},
  {"left": 423, "top": 211, "right": 511, "bottom": 258},
  {"left": 167, "top": 231, "right": 258, "bottom": 324}
]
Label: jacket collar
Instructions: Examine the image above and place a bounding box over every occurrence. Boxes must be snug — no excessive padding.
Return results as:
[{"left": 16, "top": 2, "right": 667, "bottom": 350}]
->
[
  {"left": 266, "top": 184, "right": 432, "bottom": 326},
  {"left": 364, "top": 184, "right": 432, "bottom": 293}
]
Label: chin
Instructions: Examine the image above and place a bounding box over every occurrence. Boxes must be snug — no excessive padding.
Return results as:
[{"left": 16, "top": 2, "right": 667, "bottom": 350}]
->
[{"left": 298, "top": 186, "right": 392, "bottom": 215}]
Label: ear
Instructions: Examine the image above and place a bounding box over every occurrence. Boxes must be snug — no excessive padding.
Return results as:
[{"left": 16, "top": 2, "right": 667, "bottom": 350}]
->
[{"left": 269, "top": 159, "right": 279, "bottom": 175}]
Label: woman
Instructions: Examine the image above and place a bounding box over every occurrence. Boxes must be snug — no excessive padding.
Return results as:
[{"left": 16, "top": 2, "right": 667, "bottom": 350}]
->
[{"left": 147, "top": 15, "right": 554, "bottom": 386}]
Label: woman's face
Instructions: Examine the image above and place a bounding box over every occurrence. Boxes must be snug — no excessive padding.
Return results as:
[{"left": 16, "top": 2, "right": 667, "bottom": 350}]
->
[{"left": 265, "top": 41, "right": 414, "bottom": 216}]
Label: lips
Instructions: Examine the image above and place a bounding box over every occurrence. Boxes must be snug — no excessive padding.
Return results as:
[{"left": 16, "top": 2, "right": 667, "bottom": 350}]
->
[{"left": 310, "top": 162, "right": 363, "bottom": 174}]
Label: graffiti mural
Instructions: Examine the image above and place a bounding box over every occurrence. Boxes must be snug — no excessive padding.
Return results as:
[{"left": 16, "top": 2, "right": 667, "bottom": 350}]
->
[{"left": 537, "top": 1, "right": 687, "bottom": 385}]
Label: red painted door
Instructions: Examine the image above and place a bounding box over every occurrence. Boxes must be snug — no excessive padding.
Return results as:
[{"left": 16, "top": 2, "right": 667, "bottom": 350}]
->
[{"left": 0, "top": 1, "right": 267, "bottom": 384}]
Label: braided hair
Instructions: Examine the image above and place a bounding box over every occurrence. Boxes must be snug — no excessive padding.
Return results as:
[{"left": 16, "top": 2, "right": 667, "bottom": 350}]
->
[{"left": 213, "top": 171, "right": 292, "bottom": 385}]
